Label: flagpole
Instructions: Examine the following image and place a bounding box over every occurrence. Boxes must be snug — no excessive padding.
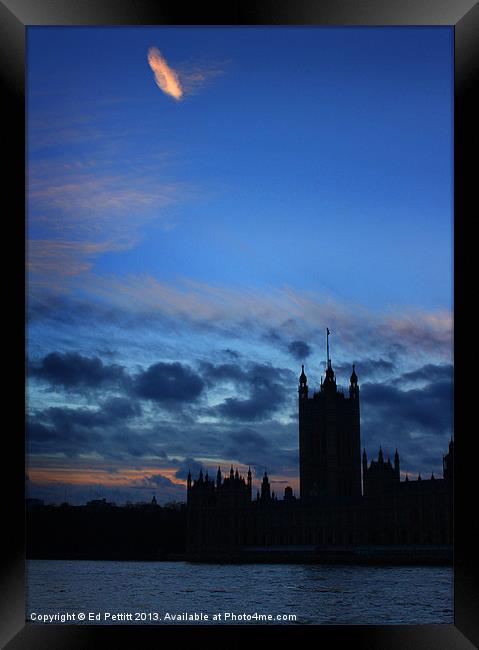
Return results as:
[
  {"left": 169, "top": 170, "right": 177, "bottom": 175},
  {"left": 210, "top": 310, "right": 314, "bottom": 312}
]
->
[{"left": 326, "top": 327, "right": 330, "bottom": 366}]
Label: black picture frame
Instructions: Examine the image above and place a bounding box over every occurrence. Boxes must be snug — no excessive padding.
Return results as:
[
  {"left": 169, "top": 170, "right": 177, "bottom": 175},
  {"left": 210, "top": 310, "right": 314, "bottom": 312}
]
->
[{"left": 2, "top": 0, "right": 477, "bottom": 647}]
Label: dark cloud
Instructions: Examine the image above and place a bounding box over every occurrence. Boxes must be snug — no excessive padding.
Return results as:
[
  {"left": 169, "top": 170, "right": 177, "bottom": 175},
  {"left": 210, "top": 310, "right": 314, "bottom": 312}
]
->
[
  {"left": 27, "top": 421, "right": 59, "bottom": 442},
  {"left": 30, "top": 351, "right": 127, "bottom": 390},
  {"left": 396, "top": 363, "right": 453, "bottom": 385},
  {"left": 134, "top": 362, "right": 204, "bottom": 403},
  {"left": 222, "top": 348, "right": 240, "bottom": 359},
  {"left": 26, "top": 407, "right": 299, "bottom": 496},
  {"left": 362, "top": 380, "right": 452, "bottom": 435},
  {"left": 287, "top": 340, "right": 312, "bottom": 361},
  {"left": 205, "top": 362, "right": 294, "bottom": 422},
  {"left": 33, "top": 399, "right": 141, "bottom": 434},
  {"left": 42, "top": 406, "right": 107, "bottom": 430},
  {"left": 219, "top": 425, "right": 298, "bottom": 477},
  {"left": 200, "top": 361, "right": 294, "bottom": 390},
  {"left": 334, "top": 358, "right": 396, "bottom": 382},
  {"left": 132, "top": 473, "right": 178, "bottom": 489},
  {"left": 230, "top": 429, "right": 268, "bottom": 447},
  {"left": 263, "top": 329, "right": 282, "bottom": 344},
  {"left": 263, "top": 329, "right": 314, "bottom": 362},
  {"left": 361, "top": 375, "right": 452, "bottom": 476},
  {"left": 27, "top": 405, "right": 167, "bottom": 460},
  {"left": 174, "top": 457, "right": 204, "bottom": 480},
  {"left": 199, "top": 362, "right": 246, "bottom": 385},
  {"left": 215, "top": 393, "right": 280, "bottom": 421},
  {"left": 194, "top": 360, "right": 296, "bottom": 421},
  {"left": 101, "top": 397, "right": 142, "bottom": 419},
  {"left": 109, "top": 430, "right": 168, "bottom": 459},
  {"left": 223, "top": 428, "right": 269, "bottom": 456},
  {"left": 26, "top": 416, "right": 103, "bottom": 456}
]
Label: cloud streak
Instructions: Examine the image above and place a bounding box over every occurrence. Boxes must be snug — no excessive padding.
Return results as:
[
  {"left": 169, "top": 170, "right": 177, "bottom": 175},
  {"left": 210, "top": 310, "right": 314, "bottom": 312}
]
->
[
  {"left": 68, "top": 274, "right": 452, "bottom": 366},
  {"left": 27, "top": 154, "right": 196, "bottom": 291},
  {"left": 175, "top": 58, "right": 227, "bottom": 96},
  {"left": 147, "top": 47, "right": 183, "bottom": 100}
]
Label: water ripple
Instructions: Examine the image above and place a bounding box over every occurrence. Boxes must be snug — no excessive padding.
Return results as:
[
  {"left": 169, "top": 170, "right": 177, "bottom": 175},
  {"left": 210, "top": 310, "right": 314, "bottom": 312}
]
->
[{"left": 26, "top": 560, "right": 453, "bottom": 625}]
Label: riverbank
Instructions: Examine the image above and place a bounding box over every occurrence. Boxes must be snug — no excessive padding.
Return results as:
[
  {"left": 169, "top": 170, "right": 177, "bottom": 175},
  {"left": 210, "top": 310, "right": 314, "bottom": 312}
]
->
[{"left": 27, "top": 544, "right": 452, "bottom": 565}]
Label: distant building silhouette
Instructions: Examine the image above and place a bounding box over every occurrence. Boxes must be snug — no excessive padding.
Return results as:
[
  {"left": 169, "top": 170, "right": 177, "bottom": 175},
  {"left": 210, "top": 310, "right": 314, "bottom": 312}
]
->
[
  {"left": 187, "top": 332, "right": 453, "bottom": 561},
  {"left": 26, "top": 498, "right": 44, "bottom": 509}
]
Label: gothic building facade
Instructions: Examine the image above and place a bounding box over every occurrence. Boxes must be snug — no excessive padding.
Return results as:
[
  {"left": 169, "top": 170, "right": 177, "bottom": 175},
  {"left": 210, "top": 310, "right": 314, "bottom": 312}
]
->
[
  {"left": 298, "top": 357, "right": 361, "bottom": 501},
  {"left": 186, "top": 337, "right": 453, "bottom": 561}
]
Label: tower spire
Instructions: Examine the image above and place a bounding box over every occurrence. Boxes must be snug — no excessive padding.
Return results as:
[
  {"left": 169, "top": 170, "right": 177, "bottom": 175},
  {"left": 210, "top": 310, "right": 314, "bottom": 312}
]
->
[
  {"left": 299, "top": 364, "right": 308, "bottom": 399},
  {"left": 322, "top": 328, "right": 336, "bottom": 390}
]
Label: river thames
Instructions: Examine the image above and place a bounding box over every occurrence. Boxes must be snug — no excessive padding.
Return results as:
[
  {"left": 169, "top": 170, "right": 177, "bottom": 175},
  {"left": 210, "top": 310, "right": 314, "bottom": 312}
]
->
[{"left": 26, "top": 560, "right": 453, "bottom": 625}]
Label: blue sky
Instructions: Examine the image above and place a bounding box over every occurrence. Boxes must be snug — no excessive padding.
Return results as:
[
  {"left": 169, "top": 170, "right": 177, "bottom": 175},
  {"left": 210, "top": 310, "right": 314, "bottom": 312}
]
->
[{"left": 26, "top": 26, "right": 453, "bottom": 504}]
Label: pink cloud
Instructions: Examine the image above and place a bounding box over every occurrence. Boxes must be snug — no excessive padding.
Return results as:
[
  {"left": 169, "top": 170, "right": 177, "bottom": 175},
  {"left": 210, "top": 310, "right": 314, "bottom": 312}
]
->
[{"left": 147, "top": 47, "right": 183, "bottom": 100}]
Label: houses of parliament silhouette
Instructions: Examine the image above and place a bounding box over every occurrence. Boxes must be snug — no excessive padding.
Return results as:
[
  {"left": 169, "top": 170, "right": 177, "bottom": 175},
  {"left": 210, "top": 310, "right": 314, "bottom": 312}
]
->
[{"left": 186, "top": 330, "right": 453, "bottom": 562}]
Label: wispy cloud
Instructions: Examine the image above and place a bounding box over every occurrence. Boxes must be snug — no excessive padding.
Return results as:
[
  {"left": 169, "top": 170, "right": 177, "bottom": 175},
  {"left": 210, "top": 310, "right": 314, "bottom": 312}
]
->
[
  {"left": 28, "top": 112, "right": 107, "bottom": 151},
  {"left": 146, "top": 47, "right": 227, "bottom": 100},
  {"left": 75, "top": 274, "right": 452, "bottom": 360},
  {"left": 27, "top": 156, "right": 195, "bottom": 289},
  {"left": 29, "top": 171, "right": 184, "bottom": 228},
  {"left": 28, "top": 270, "right": 452, "bottom": 383},
  {"left": 176, "top": 58, "right": 227, "bottom": 96},
  {"left": 147, "top": 47, "right": 183, "bottom": 100},
  {"left": 27, "top": 239, "right": 131, "bottom": 280}
]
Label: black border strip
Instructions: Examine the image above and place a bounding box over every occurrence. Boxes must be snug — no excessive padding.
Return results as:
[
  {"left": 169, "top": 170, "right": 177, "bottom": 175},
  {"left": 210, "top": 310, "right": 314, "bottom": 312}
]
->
[{"left": 1, "top": 0, "right": 478, "bottom": 647}]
